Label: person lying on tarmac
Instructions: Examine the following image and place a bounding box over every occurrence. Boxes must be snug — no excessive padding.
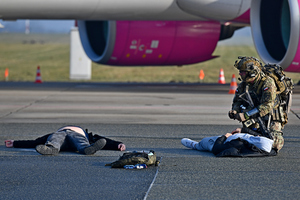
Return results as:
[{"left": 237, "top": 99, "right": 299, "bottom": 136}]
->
[
  {"left": 5, "top": 125, "right": 126, "bottom": 155},
  {"left": 181, "top": 128, "right": 276, "bottom": 157}
]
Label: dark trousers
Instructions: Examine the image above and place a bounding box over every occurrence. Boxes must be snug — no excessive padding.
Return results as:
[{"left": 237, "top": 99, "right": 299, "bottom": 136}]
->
[{"left": 45, "top": 129, "right": 90, "bottom": 154}]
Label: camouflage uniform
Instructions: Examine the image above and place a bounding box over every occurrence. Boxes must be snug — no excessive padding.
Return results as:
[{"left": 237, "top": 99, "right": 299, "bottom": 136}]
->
[{"left": 230, "top": 57, "right": 284, "bottom": 151}]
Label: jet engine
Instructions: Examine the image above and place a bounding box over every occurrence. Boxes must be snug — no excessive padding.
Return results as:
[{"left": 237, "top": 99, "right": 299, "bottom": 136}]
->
[
  {"left": 77, "top": 20, "right": 221, "bottom": 66},
  {"left": 251, "top": 0, "right": 300, "bottom": 72}
]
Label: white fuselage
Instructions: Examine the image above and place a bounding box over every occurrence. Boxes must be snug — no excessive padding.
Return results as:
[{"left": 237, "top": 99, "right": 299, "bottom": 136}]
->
[{"left": 0, "top": 0, "right": 250, "bottom": 21}]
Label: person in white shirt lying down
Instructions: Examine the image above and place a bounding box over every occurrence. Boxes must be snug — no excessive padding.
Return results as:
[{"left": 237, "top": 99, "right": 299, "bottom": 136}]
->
[{"left": 181, "top": 128, "right": 276, "bottom": 157}]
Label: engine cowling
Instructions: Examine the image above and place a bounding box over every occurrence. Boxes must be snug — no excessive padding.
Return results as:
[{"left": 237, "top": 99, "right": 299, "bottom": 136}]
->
[
  {"left": 77, "top": 20, "right": 221, "bottom": 66},
  {"left": 251, "top": 0, "right": 300, "bottom": 72}
]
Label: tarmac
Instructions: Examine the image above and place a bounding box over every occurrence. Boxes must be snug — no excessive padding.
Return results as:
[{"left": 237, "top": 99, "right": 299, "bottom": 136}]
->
[{"left": 0, "top": 82, "right": 299, "bottom": 200}]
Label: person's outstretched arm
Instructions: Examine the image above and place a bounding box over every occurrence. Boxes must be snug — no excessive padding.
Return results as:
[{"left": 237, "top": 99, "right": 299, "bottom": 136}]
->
[{"left": 6, "top": 134, "right": 51, "bottom": 148}]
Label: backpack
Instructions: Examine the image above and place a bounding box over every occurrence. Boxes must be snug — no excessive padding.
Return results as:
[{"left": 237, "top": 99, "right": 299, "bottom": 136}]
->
[
  {"left": 105, "top": 150, "right": 158, "bottom": 168},
  {"left": 258, "top": 64, "right": 294, "bottom": 125}
]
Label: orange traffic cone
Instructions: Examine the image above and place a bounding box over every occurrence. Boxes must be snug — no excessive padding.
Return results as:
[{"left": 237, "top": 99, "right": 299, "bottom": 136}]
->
[
  {"left": 218, "top": 68, "right": 226, "bottom": 84},
  {"left": 228, "top": 74, "right": 238, "bottom": 94},
  {"left": 199, "top": 69, "right": 205, "bottom": 81},
  {"left": 35, "top": 66, "right": 42, "bottom": 83},
  {"left": 4, "top": 68, "right": 9, "bottom": 81}
]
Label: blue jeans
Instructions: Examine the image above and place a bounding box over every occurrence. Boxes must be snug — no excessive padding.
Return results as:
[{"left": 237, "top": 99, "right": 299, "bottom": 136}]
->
[
  {"left": 45, "top": 129, "right": 90, "bottom": 154},
  {"left": 195, "top": 136, "right": 221, "bottom": 152}
]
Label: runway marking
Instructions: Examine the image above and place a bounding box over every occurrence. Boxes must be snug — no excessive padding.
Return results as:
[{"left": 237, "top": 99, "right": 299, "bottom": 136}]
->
[{"left": 143, "top": 157, "right": 162, "bottom": 200}]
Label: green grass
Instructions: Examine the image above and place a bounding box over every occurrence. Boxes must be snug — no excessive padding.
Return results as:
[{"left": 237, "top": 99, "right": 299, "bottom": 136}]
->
[{"left": 0, "top": 33, "right": 299, "bottom": 84}]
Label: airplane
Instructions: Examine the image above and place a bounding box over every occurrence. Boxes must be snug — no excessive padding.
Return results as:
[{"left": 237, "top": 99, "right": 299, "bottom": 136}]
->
[{"left": 0, "top": 0, "right": 299, "bottom": 72}]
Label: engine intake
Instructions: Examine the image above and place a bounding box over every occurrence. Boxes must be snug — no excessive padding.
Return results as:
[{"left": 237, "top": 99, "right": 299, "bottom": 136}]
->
[
  {"left": 251, "top": 0, "right": 300, "bottom": 72},
  {"left": 78, "top": 20, "right": 221, "bottom": 66}
]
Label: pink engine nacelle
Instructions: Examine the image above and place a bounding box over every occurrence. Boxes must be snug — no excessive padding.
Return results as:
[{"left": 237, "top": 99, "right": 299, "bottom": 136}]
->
[{"left": 77, "top": 20, "right": 221, "bottom": 66}]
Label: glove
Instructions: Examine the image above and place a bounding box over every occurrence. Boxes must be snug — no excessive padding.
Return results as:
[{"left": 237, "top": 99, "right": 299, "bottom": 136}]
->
[
  {"left": 234, "top": 113, "right": 246, "bottom": 122},
  {"left": 228, "top": 110, "right": 237, "bottom": 119}
]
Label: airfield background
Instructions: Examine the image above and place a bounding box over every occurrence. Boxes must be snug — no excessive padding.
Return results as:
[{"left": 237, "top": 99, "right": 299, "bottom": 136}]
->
[{"left": 0, "top": 20, "right": 299, "bottom": 84}]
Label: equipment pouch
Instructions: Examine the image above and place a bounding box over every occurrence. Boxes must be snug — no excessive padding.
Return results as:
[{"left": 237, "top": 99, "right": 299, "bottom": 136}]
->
[
  {"left": 244, "top": 119, "right": 255, "bottom": 127},
  {"left": 279, "top": 106, "right": 285, "bottom": 122},
  {"left": 272, "top": 109, "right": 279, "bottom": 121}
]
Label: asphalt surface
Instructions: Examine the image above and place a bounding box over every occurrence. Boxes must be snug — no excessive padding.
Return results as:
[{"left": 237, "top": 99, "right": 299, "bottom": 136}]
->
[{"left": 0, "top": 82, "right": 299, "bottom": 200}]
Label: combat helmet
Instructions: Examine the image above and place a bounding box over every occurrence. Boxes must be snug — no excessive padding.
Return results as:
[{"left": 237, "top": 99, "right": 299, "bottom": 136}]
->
[{"left": 234, "top": 56, "right": 262, "bottom": 82}]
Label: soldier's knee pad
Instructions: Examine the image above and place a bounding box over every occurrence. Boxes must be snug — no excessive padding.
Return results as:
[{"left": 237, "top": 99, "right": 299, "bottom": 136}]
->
[{"left": 272, "top": 131, "right": 284, "bottom": 152}]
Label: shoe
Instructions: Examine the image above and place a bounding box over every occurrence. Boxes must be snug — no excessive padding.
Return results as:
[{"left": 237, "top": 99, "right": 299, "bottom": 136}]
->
[
  {"left": 84, "top": 138, "right": 106, "bottom": 155},
  {"left": 181, "top": 138, "right": 197, "bottom": 149},
  {"left": 36, "top": 144, "right": 59, "bottom": 155}
]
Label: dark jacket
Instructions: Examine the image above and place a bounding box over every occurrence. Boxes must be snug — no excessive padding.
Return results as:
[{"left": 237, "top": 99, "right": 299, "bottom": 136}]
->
[
  {"left": 13, "top": 133, "right": 122, "bottom": 151},
  {"left": 212, "top": 135, "right": 277, "bottom": 157}
]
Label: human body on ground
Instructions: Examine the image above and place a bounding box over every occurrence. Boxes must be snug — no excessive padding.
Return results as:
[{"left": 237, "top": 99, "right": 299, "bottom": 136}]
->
[
  {"left": 182, "top": 128, "right": 275, "bottom": 157},
  {"left": 5, "top": 125, "right": 126, "bottom": 155}
]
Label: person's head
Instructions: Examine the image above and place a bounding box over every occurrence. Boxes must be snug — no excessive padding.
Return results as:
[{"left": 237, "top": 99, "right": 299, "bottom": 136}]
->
[{"left": 234, "top": 56, "right": 262, "bottom": 82}]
